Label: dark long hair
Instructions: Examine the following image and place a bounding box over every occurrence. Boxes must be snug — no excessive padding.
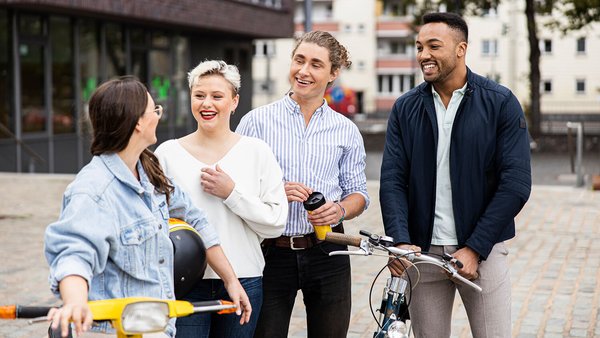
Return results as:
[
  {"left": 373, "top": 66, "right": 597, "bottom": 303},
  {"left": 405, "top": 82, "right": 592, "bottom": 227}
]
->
[{"left": 88, "top": 76, "right": 174, "bottom": 202}]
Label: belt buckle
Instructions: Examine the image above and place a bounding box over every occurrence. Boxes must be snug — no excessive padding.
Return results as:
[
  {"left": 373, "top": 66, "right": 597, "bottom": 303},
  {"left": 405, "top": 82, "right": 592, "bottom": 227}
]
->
[{"left": 289, "top": 235, "right": 305, "bottom": 250}]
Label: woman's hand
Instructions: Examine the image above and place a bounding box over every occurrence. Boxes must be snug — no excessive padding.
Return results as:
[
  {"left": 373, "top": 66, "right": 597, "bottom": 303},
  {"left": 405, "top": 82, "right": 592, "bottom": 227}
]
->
[
  {"left": 200, "top": 165, "right": 235, "bottom": 199},
  {"left": 49, "top": 275, "right": 92, "bottom": 338},
  {"left": 223, "top": 279, "right": 252, "bottom": 325},
  {"left": 205, "top": 245, "right": 252, "bottom": 324},
  {"left": 47, "top": 302, "right": 92, "bottom": 338}
]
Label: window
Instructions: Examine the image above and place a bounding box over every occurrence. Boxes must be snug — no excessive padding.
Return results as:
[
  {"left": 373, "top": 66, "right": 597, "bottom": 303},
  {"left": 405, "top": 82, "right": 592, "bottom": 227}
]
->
[
  {"left": 251, "top": 0, "right": 282, "bottom": 8},
  {"left": 0, "top": 9, "right": 10, "bottom": 138},
  {"left": 344, "top": 24, "right": 352, "bottom": 33},
  {"left": 482, "top": 39, "right": 498, "bottom": 56},
  {"left": 379, "top": 39, "right": 410, "bottom": 56},
  {"left": 377, "top": 74, "right": 415, "bottom": 95},
  {"left": 326, "top": 4, "right": 333, "bottom": 18},
  {"left": 390, "top": 41, "right": 407, "bottom": 55},
  {"left": 50, "top": 17, "right": 75, "bottom": 134},
  {"left": 576, "top": 37, "right": 586, "bottom": 54},
  {"left": 576, "top": 79, "right": 585, "bottom": 93},
  {"left": 253, "top": 40, "right": 275, "bottom": 57},
  {"left": 542, "top": 80, "right": 552, "bottom": 94},
  {"left": 357, "top": 23, "right": 365, "bottom": 33},
  {"left": 254, "top": 79, "right": 274, "bottom": 95},
  {"left": 541, "top": 39, "right": 552, "bottom": 54},
  {"left": 383, "top": 0, "right": 412, "bottom": 16},
  {"left": 106, "top": 23, "right": 126, "bottom": 78}
]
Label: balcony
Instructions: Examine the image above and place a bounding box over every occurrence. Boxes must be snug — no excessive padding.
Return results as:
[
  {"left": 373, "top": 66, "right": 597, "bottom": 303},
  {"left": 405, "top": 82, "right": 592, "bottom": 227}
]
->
[
  {"left": 295, "top": 21, "right": 339, "bottom": 33},
  {"left": 376, "top": 20, "right": 413, "bottom": 37}
]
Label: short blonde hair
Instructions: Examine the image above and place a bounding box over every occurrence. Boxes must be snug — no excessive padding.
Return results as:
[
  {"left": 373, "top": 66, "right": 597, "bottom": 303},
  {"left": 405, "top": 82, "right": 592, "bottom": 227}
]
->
[{"left": 187, "top": 60, "right": 240, "bottom": 95}]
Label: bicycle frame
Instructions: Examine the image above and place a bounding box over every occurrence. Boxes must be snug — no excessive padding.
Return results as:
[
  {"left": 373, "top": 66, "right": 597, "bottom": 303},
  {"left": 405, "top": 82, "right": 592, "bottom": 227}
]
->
[
  {"left": 1, "top": 297, "right": 236, "bottom": 338},
  {"left": 375, "top": 276, "right": 409, "bottom": 338}
]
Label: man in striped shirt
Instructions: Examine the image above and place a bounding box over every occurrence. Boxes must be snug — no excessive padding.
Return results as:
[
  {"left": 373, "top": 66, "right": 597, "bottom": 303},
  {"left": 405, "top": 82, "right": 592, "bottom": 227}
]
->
[{"left": 236, "top": 31, "right": 369, "bottom": 337}]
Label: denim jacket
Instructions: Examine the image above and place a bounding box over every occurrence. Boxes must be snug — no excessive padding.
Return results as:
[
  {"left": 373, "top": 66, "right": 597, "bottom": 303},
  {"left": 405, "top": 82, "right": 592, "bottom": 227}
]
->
[{"left": 45, "top": 153, "right": 219, "bottom": 335}]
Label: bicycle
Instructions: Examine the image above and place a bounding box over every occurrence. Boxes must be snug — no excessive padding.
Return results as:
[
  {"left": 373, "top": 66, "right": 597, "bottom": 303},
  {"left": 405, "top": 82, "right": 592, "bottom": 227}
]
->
[
  {"left": 0, "top": 297, "right": 236, "bottom": 338},
  {"left": 325, "top": 230, "right": 482, "bottom": 338}
]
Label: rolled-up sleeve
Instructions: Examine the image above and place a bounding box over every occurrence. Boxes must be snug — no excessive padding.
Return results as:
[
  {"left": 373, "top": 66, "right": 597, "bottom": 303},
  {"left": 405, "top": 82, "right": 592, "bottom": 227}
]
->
[
  {"left": 45, "top": 193, "right": 113, "bottom": 297},
  {"left": 339, "top": 126, "right": 370, "bottom": 209}
]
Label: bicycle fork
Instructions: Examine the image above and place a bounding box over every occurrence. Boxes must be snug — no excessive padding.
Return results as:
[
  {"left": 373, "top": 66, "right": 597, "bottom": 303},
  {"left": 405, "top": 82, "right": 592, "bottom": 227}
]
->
[{"left": 375, "top": 276, "right": 409, "bottom": 338}]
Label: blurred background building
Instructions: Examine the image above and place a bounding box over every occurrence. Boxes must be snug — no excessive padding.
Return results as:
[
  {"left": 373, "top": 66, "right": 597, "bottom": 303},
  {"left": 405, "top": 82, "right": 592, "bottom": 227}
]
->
[
  {"left": 1, "top": 0, "right": 599, "bottom": 174},
  {"left": 252, "top": 0, "right": 600, "bottom": 130},
  {"left": 0, "top": 0, "right": 293, "bottom": 173}
]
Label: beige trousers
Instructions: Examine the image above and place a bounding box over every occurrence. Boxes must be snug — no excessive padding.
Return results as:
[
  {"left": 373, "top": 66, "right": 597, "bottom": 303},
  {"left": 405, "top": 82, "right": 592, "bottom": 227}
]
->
[{"left": 406, "top": 242, "right": 511, "bottom": 338}]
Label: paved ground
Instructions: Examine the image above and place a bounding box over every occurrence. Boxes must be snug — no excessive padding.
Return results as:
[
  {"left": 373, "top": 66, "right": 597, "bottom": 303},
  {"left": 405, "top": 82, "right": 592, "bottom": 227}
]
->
[{"left": 0, "top": 152, "right": 599, "bottom": 338}]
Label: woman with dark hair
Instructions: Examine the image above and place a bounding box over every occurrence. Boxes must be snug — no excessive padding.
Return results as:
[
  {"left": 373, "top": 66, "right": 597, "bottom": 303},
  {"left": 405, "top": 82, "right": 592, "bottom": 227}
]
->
[{"left": 44, "top": 76, "right": 251, "bottom": 338}]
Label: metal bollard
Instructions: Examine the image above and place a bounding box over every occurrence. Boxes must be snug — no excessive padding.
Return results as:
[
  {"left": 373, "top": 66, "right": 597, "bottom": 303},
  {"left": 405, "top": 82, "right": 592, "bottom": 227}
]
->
[{"left": 566, "top": 122, "right": 584, "bottom": 187}]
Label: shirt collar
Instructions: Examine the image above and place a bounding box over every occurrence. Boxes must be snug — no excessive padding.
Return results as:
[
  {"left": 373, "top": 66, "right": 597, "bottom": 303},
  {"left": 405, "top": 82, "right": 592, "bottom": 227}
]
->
[
  {"left": 100, "top": 153, "right": 147, "bottom": 194},
  {"left": 431, "top": 81, "right": 468, "bottom": 98},
  {"left": 283, "top": 92, "right": 328, "bottom": 117}
]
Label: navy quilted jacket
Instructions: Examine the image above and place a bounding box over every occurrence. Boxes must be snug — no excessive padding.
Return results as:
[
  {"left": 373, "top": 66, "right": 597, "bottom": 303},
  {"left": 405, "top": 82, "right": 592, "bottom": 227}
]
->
[{"left": 380, "top": 68, "right": 531, "bottom": 260}]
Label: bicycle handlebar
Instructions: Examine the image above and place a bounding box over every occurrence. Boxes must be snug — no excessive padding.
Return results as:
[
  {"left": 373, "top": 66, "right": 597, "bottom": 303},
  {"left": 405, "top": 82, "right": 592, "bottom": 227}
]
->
[
  {"left": 325, "top": 232, "right": 482, "bottom": 292},
  {"left": 325, "top": 231, "right": 363, "bottom": 247}
]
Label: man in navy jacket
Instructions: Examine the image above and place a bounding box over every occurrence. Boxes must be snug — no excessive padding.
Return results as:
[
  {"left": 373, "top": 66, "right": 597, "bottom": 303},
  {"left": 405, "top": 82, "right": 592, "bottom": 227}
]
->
[{"left": 380, "top": 12, "right": 531, "bottom": 337}]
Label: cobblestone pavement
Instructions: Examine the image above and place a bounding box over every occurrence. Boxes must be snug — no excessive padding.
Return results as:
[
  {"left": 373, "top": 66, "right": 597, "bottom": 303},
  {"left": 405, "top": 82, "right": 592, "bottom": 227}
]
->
[{"left": 1, "top": 171, "right": 599, "bottom": 338}]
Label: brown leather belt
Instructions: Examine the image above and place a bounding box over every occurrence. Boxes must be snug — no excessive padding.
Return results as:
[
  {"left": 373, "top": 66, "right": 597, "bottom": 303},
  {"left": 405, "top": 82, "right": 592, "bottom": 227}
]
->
[{"left": 262, "top": 224, "right": 344, "bottom": 250}]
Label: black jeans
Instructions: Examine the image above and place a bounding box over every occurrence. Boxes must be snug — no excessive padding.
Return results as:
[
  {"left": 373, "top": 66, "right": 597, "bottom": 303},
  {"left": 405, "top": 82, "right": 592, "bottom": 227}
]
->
[{"left": 254, "top": 241, "right": 351, "bottom": 338}]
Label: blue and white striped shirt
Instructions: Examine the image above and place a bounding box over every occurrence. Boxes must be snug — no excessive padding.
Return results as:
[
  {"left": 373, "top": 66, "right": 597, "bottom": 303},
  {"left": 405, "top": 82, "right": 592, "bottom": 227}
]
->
[{"left": 236, "top": 94, "right": 369, "bottom": 236}]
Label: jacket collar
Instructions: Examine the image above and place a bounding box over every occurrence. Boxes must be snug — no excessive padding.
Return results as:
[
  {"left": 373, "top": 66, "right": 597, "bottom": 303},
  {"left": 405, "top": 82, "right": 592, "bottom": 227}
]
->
[
  {"left": 100, "top": 153, "right": 148, "bottom": 194},
  {"left": 419, "top": 67, "right": 474, "bottom": 145},
  {"left": 419, "top": 67, "right": 475, "bottom": 97}
]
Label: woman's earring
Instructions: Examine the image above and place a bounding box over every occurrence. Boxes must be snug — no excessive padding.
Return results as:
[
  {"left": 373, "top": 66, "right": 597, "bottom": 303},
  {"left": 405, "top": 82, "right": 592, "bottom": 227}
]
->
[{"left": 231, "top": 110, "right": 235, "bottom": 115}]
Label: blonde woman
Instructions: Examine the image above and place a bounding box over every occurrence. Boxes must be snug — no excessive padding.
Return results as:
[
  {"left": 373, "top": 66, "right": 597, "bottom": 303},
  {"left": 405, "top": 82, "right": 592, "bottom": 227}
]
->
[{"left": 155, "top": 60, "right": 287, "bottom": 337}]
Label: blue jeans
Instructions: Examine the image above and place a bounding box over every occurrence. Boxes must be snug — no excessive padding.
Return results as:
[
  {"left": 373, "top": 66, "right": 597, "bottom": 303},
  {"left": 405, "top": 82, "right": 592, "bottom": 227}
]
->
[
  {"left": 254, "top": 241, "right": 351, "bottom": 338},
  {"left": 175, "top": 277, "right": 262, "bottom": 338}
]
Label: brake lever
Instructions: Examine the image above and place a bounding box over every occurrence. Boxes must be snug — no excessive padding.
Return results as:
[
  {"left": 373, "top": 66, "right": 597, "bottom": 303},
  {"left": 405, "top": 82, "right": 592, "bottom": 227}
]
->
[
  {"left": 442, "top": 253, "right": 464, "bottom": 269},
  {"left": 329, "top": 238, "right": 373, "bottom": 256},
  {"left": 329, "top": 249, "right": 370, "bottom": 256}
]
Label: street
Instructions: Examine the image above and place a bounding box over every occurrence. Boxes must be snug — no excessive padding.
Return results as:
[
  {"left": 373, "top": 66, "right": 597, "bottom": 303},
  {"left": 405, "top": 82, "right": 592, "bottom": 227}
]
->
[{"left": 1, "top": 151, "right": 599, "bottom": 337}]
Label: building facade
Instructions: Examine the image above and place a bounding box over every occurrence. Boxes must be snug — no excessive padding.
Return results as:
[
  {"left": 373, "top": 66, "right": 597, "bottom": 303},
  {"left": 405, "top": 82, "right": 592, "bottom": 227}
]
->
[
  {"left": 252, "top": 0, "right": 600, "bottom": 132},
  {"left": 0, "top": 0, "right": 294, "bottom": 173}
]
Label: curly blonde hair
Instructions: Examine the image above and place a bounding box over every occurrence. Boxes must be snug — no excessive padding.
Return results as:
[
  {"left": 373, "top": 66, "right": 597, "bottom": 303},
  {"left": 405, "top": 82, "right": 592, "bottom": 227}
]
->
[{"left": 291, "top": 31, "right": 351, "bottom": 74}]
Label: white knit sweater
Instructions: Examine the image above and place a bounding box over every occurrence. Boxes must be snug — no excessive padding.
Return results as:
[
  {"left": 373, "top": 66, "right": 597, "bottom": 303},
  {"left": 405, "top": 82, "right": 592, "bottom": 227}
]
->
[{"left": 155, "top": 136, "right": 288, "bottom": 278}]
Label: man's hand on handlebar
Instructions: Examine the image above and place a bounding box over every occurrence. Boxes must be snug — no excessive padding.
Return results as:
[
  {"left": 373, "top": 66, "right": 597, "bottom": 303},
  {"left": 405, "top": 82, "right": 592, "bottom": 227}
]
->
[
  {"left": 387, "top": 244, "right": 421, "bottom": 277},
  {"left": 453, "top": 246, "right": 480, "bottom": 280}
]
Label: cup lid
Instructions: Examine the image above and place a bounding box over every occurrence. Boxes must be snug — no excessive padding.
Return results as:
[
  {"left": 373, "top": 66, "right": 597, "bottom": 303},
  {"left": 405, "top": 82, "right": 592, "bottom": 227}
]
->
[{"left": 303, "top": 191, "right": 326, "bottom": 211}]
